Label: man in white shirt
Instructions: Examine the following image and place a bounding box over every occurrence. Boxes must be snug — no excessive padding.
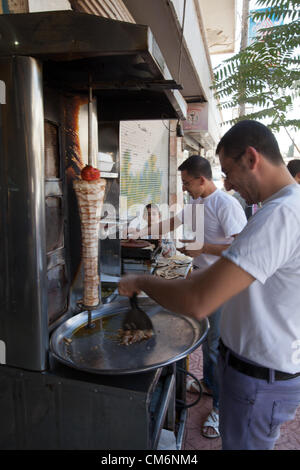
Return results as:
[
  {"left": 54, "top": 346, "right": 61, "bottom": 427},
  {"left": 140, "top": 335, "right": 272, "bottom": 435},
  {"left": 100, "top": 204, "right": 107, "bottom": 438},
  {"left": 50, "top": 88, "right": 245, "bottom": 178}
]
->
[
  {"left": 119, "top": 120, "right": 300, "bottom": 450},
  {"left": 129, "top": 155, "right": 247, "bottom": 438},
  {"left": 176, "top": 156, "right": 247, "bottom": 438}
]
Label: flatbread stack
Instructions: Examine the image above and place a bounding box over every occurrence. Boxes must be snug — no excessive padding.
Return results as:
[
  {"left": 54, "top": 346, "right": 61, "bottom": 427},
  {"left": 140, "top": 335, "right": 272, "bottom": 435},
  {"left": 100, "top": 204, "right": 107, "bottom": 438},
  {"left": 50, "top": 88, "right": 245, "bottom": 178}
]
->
[
  {"left": 155, "top": 261, "right": 190, "bottom": 279},
  {"left": 73, "top": 166, "right": 106, "bottom": 307}
]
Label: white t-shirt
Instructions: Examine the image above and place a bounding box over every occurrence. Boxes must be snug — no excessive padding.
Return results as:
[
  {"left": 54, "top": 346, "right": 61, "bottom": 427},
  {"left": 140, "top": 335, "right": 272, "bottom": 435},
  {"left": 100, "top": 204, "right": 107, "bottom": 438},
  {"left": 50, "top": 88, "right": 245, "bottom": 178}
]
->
[
  {"left": 221, "top": 183, "right": 300, "bottom": 373},
  {"left": 177, "top": 189, "right": 247, "bottom": 272}
]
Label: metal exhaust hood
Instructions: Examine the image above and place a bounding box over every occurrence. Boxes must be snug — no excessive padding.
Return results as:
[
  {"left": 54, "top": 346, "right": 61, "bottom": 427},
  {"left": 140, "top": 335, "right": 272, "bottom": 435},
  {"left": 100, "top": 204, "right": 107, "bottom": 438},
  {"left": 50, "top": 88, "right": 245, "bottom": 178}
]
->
[{"left": 0, "top": 11, "right": 187, "bottom": 120}]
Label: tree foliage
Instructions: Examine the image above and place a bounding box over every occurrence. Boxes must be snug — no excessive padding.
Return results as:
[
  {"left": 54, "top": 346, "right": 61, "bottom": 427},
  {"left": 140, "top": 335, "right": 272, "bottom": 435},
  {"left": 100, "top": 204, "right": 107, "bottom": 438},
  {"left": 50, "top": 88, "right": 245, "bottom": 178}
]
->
[{"left": 213, "top": 0, "right": 300, "bottom": 131}]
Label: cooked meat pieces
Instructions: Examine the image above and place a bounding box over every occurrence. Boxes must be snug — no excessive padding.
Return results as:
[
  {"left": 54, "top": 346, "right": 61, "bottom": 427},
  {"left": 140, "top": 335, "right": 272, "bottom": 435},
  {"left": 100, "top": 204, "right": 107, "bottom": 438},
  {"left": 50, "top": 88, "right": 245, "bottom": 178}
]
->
[{"left": 117, "top": 328, "right": 154, "bottom": 346}]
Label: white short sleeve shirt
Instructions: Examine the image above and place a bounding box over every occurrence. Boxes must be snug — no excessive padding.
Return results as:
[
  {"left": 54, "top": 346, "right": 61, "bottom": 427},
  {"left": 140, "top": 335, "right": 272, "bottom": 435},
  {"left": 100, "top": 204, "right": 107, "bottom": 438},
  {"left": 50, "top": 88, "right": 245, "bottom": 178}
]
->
[
  {"left": 221, "top": 184, "right": 300, "bottom": 373},
  {"left": 177, "top": 189, "right": 247, "bottom": 271}
]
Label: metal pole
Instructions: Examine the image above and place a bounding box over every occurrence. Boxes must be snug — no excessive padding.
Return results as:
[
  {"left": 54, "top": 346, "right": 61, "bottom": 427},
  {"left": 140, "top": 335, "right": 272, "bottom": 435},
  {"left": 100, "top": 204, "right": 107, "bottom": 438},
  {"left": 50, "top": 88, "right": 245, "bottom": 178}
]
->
[
  {"left": 88, "top": 80, "right": 93, "bottom": 165},
  {"left": 239, "top": 0, "right": 250, "bottom": 117}
]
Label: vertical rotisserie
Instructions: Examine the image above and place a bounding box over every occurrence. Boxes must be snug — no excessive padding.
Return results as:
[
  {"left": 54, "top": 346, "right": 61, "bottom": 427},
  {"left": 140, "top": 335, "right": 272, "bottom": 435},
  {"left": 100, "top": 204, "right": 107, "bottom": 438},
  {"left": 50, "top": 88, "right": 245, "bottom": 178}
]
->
[{"left": 73, "top": 165, "right": 106, "bottom": 307}]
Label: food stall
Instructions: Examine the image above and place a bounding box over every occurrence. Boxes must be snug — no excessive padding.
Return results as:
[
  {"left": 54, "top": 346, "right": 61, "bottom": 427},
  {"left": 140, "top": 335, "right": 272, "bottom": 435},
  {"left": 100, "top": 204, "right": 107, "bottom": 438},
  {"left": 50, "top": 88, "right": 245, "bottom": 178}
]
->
[{"left": 0, "top": 11, "right": 208, "bottom": 450}]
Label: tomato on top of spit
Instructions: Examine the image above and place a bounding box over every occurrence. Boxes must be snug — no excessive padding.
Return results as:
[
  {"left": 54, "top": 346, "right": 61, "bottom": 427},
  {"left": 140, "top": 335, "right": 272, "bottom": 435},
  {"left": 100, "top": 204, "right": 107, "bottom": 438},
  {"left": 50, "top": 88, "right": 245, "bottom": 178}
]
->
[{"left": 81, "top": 165, "right": 101, "bottom": 181}]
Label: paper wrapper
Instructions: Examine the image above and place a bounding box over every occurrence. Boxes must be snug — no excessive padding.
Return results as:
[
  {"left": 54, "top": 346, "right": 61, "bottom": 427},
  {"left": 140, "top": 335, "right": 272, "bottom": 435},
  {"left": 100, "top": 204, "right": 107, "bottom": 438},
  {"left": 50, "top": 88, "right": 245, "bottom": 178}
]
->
[{"left": 73, "top": 178, "right": 106, "bottom": 307}]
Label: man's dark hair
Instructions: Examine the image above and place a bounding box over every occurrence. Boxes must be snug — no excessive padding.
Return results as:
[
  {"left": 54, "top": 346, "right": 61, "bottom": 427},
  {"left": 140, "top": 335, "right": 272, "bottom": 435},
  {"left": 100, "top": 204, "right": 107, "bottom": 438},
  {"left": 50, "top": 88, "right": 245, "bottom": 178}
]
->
[
  {"left": 178, "top": 155, "right": 212, "bottom": 180},
  {"left": 287, "top": 159, "right": 300, "bottom": 177},
  {"left": 216, "top": 120, "right": 283, "bottom": 165}
]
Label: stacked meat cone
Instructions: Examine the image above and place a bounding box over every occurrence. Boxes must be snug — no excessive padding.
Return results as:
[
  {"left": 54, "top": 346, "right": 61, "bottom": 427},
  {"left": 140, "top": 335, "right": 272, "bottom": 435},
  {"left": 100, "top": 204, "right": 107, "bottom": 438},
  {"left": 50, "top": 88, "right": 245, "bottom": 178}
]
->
[{"left": 73, "top": 165, "right": 106, "bottom": 307}]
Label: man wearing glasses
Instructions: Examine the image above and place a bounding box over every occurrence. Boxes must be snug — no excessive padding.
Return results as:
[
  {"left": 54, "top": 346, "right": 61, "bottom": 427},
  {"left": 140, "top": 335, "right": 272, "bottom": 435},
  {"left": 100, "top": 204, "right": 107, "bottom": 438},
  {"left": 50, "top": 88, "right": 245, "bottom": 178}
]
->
[
  {"left": 119, "top": 120, "right": 300, "bottom": 450},
  {"left": 177, "top": 155, "right": 247, "bottom": 439},
  {"left": 129, "top": 154, "right": 247, "bottom": 439}
]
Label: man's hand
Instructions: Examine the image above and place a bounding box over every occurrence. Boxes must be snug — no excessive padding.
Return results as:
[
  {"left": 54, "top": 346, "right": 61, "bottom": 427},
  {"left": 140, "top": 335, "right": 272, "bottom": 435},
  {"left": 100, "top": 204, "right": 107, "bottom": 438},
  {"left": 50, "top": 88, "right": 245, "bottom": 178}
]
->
[
  {"left": 178, "top": 241, "right": 233, "bottom": 258},
  {"left": 178, "top": 240, "right": 205, "bottom": 258},
  {"left": 179, "top": 246, "right": 204, "bottom": 257},
  {"left": 118, "top": 274, "right": 142, "bottom": 297}
]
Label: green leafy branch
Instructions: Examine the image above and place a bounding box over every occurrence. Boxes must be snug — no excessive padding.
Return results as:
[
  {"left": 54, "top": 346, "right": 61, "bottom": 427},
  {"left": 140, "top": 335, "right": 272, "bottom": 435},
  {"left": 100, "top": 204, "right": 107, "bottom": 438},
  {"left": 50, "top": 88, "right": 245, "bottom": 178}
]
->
[{"left": 212, "top": 0, "right": 300, "bottom": 134}]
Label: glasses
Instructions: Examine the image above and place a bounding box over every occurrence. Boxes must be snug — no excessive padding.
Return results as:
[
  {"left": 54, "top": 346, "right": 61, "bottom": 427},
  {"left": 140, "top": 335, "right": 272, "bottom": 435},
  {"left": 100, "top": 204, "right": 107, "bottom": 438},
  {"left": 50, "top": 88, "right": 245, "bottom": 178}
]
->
[
  {"left": 221, "top": 150, "right": 245, "bottom": 180},
  {"left": 182, "top": 177, "right": 199, "bottom": 188}
]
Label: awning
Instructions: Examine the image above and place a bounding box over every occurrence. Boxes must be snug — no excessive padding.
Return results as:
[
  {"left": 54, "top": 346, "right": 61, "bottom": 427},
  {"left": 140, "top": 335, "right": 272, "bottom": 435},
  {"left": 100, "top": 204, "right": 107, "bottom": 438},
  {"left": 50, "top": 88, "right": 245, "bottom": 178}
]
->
[
  {"left": 123, "top": 0, "right": 208, "bottom": 103},
  {"left": 0, "top": 11, "right": 187, "bottom": 120}
]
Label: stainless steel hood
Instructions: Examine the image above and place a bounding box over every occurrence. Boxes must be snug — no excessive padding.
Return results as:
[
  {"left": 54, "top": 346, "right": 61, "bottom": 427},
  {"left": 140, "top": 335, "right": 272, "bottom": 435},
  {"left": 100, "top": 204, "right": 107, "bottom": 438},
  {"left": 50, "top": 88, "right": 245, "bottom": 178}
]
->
[{"left": 0, "top": 11, "right": 187, "bottom": 120}]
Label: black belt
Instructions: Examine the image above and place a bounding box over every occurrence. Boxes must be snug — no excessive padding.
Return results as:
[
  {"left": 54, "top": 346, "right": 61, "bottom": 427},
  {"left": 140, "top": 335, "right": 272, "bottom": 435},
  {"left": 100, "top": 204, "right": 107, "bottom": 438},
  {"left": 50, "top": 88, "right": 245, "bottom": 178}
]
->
[{"left": 219, "top": 339, "right": 300, "bottom": 381}]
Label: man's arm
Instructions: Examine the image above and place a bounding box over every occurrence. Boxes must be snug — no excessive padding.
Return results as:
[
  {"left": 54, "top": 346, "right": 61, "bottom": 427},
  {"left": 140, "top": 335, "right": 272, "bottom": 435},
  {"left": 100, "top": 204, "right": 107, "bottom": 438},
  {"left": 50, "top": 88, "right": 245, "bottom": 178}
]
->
[
  {"left": 118, "top": 257, "right": 255, "bottom": 320},
  {"left": 128, "top": 215, "right": 181, "bottom": 239},
  {"left": 180, "top": 234, "right": 240, "bottom": 258}
]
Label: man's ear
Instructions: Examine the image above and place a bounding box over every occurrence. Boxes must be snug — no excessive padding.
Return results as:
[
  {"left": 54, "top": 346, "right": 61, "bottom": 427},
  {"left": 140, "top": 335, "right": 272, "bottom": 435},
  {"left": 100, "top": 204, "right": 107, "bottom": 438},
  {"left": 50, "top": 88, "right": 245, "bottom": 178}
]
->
[
  {"left": 246, "top": 146, "right": 260, "bottom": 170},
  {"left": 295, "top": 172, "right": 300, "bottom": 183}
]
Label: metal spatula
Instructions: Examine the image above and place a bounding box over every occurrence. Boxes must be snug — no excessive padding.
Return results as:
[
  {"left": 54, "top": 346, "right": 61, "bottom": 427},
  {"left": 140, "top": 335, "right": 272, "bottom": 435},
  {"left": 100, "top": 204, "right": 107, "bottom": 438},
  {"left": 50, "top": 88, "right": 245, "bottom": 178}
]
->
[{"left": 122, "top": 293, "right": 154, "bottom": 332}]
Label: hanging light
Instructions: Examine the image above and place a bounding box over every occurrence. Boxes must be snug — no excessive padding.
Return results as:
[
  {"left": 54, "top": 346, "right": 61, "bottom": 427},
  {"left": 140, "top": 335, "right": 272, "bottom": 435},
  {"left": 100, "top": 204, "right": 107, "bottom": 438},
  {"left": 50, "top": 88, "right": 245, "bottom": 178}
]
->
[{"left": 176, "top": 120, "right": 184, "bottom": 137}]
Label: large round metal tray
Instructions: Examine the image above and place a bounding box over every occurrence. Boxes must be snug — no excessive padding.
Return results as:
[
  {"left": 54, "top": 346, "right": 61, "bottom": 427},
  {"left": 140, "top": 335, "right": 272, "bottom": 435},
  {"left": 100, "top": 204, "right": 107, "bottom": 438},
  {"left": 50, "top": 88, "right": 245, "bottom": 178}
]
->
[{"left": 50, "top": 297, "right": 209, "bottom": 375}]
